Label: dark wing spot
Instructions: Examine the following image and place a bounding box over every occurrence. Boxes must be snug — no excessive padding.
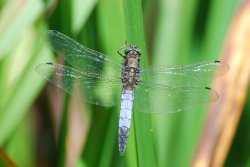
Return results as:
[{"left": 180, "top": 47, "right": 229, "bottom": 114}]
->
[{"left": 46, "top": 62, "right": 53, "bottom": 65}]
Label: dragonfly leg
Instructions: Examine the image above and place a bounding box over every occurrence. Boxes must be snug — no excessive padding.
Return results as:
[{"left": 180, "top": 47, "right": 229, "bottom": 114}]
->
[{"left": 117, "top": 42, "right": 128, "bottom": 58}]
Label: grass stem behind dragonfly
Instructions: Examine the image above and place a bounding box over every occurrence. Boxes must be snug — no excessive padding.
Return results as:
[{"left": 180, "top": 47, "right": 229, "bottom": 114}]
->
[{"left": 36, "top": 30, "right": 229, "bottom": 156}]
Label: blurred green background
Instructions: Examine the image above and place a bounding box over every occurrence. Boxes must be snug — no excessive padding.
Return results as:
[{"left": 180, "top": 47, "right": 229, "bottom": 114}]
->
[{"left": 0, "top": 0, "right": 249, "bottom": 167}]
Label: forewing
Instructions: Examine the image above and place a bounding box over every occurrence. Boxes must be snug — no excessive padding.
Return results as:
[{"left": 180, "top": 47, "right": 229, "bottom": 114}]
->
[
  {"left": 36, "top": 63, "right": 122, "bottom": 107},
  {"left": 140, "top": 61, "right": 229, "bottom": 87},
  {"left": 46, "top": 30, "right": 122, "bottom": 75},
  {"left": 133, "top": 83, "right": 218, "bottom": 113}
]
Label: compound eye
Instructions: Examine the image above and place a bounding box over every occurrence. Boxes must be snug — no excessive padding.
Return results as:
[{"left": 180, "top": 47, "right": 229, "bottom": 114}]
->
[
  {"left": 124, "top": 48, "right": 132, "bottom": 55},
  {"left": 136, "top": 48, "right": 141, "bottom": 55}
]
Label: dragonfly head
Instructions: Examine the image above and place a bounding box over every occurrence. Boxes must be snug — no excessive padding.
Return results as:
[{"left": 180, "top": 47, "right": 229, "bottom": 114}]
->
[{"left": 124, "top": 45, "right": 141, "bottom": 56}]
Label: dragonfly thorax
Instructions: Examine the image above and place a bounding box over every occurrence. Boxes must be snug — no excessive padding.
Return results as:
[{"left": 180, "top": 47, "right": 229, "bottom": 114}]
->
[{"left": 121, "top": 46, "right": 141, "bottom": 91}]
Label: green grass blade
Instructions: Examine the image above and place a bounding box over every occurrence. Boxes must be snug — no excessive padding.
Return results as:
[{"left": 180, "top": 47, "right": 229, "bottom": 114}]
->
[
  {"left": 96, "top": 0, "right": 126, "bottom": 165},
  {"left": 123, "top": 0, "right": 157, "bottom": 166}
]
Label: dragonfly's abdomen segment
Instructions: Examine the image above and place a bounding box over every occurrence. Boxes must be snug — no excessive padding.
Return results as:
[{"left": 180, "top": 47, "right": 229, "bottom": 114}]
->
[{"left": 118, "top": 89, "right": 134, "bottom": 156}]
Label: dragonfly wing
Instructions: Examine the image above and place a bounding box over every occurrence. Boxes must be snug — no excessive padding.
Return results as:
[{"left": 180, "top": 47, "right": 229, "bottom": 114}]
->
[
  {"left": 140, "top": 61, "right": 229, "bottom": 87},
  {"left": 133, "top": 82, "right": 218, "bottom": 113},
  {"left": 36, "top": 62, "right": 122, "bottom": 107},
  {"left": 46, "top": 30, "right": 122, "bottom": 75}
]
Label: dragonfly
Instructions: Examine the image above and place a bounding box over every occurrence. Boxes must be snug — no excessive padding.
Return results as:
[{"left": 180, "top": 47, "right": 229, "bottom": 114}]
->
[{"left": 36, "top": 30, "right": 229, "bottom": 156}]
